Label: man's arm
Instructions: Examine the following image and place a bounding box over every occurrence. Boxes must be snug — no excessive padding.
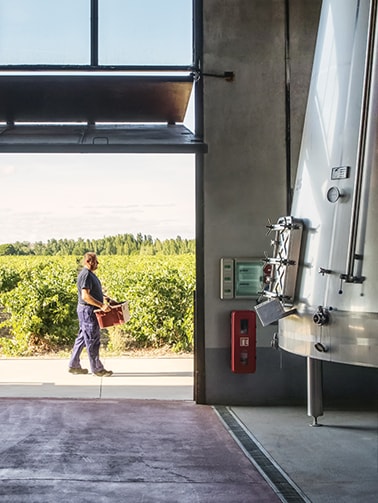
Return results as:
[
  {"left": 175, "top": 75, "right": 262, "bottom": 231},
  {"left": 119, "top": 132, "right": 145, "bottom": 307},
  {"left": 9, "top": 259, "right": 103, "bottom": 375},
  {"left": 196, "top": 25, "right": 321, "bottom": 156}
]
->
[{"left": 81, "top": 288, "right": 111, "bottom": 312}]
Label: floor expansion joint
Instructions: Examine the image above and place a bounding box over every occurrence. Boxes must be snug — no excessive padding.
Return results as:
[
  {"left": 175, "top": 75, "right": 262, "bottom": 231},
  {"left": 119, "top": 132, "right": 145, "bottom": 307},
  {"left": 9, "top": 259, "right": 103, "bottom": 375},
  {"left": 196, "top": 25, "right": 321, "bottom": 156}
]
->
[{"left": 214, "top": 406, "right": 311, "bottom": 503}]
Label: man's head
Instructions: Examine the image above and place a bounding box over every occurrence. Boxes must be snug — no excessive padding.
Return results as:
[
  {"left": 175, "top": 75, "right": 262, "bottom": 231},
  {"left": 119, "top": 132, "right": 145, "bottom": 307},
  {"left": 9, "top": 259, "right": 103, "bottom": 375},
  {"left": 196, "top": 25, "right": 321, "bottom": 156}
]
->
[{"left": 84, "top": 252, "right": 99, "bottom": 271}]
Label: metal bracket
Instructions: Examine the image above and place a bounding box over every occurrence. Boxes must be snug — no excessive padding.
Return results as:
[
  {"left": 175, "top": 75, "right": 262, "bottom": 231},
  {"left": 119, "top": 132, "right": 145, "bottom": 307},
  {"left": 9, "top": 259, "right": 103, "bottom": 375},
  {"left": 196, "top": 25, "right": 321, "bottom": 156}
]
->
[
  {"left": 197, "top": 71, "right": 235, "bottom": 81},
  {"left": 262, "top": 216, "right": 303, "bottom": 306}
]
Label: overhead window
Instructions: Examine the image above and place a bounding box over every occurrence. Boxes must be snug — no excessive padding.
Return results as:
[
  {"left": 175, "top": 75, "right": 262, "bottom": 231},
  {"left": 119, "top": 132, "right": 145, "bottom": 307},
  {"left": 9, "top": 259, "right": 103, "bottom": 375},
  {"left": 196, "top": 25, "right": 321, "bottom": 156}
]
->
[
  {"left": 0, "top": 0, "right": 193, "bottom": 68},
  {"left": 0, "top": 0, "right": 203, "bottom": 153},
  {"left": 0, "top": 0, "right": 90, "bottom": 65},
  {"left": 98, "top": 0, "right": 192, "bottom": 66}
]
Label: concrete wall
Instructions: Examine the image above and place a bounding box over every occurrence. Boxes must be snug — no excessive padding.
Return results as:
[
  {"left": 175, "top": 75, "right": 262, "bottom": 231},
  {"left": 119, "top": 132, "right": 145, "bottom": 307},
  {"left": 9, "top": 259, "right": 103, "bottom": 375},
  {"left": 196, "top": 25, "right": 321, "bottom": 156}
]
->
[{"left": 201, "top": 0, "right": 321, "bottom": 404}]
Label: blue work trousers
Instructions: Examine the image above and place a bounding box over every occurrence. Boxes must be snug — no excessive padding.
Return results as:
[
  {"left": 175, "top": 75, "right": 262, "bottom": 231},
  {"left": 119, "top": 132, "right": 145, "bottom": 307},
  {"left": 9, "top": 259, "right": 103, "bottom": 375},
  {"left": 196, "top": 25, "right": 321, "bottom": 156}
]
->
[{"left": 69, "top": 305, "right": 105, "bottom": 373}]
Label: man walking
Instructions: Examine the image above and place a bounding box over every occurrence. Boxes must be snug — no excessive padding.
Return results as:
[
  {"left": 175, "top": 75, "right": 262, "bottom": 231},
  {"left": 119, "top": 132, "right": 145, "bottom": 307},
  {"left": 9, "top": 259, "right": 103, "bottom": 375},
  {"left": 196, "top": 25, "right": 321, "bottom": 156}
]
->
[{"left": 68, "top": 252, "right": 113, "bottom": 377}]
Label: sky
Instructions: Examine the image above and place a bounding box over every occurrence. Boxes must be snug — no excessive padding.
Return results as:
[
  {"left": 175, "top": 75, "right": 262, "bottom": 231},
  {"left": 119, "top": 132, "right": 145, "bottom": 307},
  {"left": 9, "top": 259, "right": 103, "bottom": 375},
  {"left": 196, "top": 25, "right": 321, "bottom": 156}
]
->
[
  {"left": 0, "top": 153, "right": 195, "bottom": 244},
  {"left": 0, "top": 0, "right": 195, "bottom": 245}
]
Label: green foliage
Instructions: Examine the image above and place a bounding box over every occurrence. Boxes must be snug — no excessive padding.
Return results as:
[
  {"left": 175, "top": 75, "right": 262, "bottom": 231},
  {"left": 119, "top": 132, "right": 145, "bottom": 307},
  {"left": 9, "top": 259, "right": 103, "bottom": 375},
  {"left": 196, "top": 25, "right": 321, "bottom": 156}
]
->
[
  {"left": 0, "top": 243, "right": 16, "bottom": 256},
  {"left": 0, "top": 234, "right": 195, "bottom": 256},
  {"left": 96, "top": 255, "right": 195, "bottom": 352},
  {"left": 0, "top": 257, "right": 78, "bottom": 355},
  {"left": 0, "top": 242, "right": 31, "bottom": 255},
  {"left": 0, "top": 265, "right": 21, "bottom": 292},
  {"left": 0, "top": 255, "right": 195, "bottom": 356}
]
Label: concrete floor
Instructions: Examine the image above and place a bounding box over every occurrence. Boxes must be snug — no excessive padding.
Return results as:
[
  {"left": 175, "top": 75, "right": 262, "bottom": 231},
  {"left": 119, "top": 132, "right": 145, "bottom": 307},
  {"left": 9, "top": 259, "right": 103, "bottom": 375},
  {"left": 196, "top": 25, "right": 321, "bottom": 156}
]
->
[
  {"left": 0, "top": 356, "right": 377, "bottom": 502},
  {"left": 0, "top": 398, "right": 280, "bottom": 503},
  {"left": 230, "top": 406, "right": 378, "bottom": 503}
]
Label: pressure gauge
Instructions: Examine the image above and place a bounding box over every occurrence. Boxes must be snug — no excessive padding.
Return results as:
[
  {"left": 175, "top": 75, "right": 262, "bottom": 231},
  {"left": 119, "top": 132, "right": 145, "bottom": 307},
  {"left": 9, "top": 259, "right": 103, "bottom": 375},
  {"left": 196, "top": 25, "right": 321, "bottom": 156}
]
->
[{"left": 326, "top": 186, "right": 341, "bottom": 203}]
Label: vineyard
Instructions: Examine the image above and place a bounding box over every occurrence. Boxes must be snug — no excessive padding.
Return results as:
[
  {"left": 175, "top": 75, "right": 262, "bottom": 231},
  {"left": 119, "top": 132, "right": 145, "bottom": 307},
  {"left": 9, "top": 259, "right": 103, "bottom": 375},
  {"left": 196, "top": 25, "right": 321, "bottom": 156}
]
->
[{"left": 0, "top": 254, "right": 195, "bottom": 356}]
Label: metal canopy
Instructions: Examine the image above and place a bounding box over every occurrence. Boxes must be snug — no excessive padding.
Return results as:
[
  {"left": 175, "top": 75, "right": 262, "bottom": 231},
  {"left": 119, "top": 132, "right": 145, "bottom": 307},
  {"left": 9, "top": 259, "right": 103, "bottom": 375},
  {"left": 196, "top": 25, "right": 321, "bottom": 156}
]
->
[
  {"left": 0, "top": 123, "right": 206, "bottom": 153},
  {"left": 0, "top": 75, "right": 206, "bottom": 153}
]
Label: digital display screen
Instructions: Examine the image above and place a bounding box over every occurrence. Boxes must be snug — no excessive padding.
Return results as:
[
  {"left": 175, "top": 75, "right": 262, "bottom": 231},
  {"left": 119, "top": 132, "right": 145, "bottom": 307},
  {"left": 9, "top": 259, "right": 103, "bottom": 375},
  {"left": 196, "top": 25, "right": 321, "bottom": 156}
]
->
[{"left": 234, "top": 260, "right": 263, "bottom": 298}]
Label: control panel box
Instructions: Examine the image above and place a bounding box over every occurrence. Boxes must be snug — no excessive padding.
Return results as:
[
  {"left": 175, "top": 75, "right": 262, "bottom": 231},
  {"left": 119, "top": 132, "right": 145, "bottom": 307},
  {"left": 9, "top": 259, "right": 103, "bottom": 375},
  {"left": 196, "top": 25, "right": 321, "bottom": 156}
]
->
[{"left": 220, "top": 258, "right": 263, "bottom": 299}]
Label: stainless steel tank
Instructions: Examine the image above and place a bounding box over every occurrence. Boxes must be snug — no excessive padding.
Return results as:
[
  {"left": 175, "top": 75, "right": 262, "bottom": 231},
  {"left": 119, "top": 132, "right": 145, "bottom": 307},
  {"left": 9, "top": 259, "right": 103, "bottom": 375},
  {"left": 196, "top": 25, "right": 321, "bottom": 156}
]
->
[{"left": 258, "top": 0, "right": 378, "bottom": 423}]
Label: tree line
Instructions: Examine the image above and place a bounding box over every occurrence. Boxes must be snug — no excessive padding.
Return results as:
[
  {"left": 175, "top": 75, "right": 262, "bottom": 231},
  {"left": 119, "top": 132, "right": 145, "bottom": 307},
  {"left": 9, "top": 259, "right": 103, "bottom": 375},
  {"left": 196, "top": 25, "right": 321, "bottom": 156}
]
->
[{"left": 0, "top": 234, "right": 195, "bottom": 256}]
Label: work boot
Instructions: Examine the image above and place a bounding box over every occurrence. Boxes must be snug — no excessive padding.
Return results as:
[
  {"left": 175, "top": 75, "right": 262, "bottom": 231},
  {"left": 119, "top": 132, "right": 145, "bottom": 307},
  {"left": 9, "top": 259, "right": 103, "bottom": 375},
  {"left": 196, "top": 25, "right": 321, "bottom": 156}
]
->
[
  {"left": 93, "top": 369, "right": 113, "bottom": 377},
  {"left": 68, "top": 367, "right": 89, "bottom": 375}
]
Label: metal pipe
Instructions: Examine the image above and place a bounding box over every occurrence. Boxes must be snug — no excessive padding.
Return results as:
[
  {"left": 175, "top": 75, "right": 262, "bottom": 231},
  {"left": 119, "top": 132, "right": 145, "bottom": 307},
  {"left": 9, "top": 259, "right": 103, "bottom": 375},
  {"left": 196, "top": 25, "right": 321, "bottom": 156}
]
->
[
  {"left": 193, "top": 0, "right": 206, "bottom": 405},
  {"left": 345, "top": 0, "right": 378, "bottom": 280},
  {"left": 307, "top": 357, "right": 323, "bottom": 426},
  {"left": 194, "top": 154, "right": 206, "bottom": 404},
  {"left": 284, "top": 0, "right": 292, "bottom": 215}
]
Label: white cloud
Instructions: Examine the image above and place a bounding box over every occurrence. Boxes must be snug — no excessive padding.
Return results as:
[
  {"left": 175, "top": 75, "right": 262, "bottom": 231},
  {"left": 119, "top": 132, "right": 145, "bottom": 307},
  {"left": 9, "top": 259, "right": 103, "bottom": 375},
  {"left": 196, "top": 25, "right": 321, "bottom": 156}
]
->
[{"left": 0, "top": 153, "right": 195, "bottom": 243}]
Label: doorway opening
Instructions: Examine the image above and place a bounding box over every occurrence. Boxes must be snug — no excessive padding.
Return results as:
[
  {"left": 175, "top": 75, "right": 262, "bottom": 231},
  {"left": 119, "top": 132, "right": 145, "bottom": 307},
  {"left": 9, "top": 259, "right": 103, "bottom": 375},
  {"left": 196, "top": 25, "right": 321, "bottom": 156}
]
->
[
  {"left": 0, "top": 0, "right": 204, "bottom": 401},
  {"left": 0, "top": 151, "right": 196, "bottom": 400}
]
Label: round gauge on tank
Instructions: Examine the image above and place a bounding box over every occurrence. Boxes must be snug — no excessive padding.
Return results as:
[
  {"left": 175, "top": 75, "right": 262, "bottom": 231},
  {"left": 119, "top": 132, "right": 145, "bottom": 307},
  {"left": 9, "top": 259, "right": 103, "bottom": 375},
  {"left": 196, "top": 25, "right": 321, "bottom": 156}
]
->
[{"left": 326, "top": 186, "right": 341, "bottom": 203}]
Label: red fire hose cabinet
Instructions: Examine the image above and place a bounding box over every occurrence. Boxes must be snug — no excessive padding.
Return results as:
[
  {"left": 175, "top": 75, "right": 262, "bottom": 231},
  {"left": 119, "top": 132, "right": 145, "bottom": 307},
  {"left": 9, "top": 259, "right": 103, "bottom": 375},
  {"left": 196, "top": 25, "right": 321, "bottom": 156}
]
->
[{"left": 231, "top": 310, "right": 256, "bottom": 373}]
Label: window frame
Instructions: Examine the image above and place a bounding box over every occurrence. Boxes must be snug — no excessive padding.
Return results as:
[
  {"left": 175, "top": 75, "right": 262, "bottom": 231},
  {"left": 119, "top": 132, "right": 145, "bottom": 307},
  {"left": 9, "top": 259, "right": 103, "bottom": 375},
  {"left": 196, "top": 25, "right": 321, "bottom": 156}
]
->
[{"left": 0, "top": 0, "right": 195, "bottom": 73}]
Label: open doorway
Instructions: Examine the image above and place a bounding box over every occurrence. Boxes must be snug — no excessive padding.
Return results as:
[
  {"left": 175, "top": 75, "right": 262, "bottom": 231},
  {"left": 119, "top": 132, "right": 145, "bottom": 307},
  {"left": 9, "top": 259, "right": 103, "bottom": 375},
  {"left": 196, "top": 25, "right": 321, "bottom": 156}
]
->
[
  {"left": 0, "top": 0, "right": 203, "bottom": 400},
  {"left": 0, "top": 152, "right": 196, "bottom": 399}
]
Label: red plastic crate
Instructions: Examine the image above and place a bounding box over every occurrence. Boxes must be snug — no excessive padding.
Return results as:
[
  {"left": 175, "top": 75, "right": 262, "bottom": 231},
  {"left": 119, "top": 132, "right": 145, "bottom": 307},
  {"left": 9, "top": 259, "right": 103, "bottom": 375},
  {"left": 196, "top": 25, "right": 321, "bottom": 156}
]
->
[{"left": 95, "top": 302, "right": 130, "bottom": 328}]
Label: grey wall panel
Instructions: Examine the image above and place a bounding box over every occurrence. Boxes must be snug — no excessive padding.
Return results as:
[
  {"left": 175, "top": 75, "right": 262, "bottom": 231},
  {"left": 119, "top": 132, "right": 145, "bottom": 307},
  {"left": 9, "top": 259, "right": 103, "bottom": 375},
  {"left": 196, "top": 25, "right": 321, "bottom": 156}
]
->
[
  {"left": 201, "top": 0, "right": 323, "bottom": 404},
  {"left": 205, "top": 348, "right": 307, "bottom": 406},
  {"left": 203, "top": 0, "right": 287, "bottom": 353}
]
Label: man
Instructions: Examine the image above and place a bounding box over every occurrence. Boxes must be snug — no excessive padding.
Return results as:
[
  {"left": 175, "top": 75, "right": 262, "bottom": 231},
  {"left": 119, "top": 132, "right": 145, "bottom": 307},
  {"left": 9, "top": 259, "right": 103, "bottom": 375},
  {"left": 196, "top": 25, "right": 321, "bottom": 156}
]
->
[{"left": 68, "top": 252, "right": 113, "bottom": 377}]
